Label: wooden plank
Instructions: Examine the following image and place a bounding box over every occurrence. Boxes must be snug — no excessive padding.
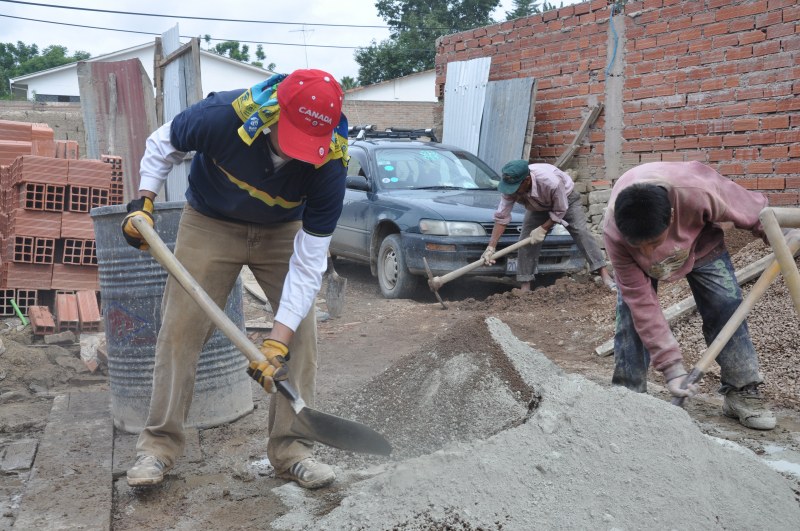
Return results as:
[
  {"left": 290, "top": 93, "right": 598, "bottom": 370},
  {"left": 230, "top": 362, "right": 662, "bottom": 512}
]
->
[
  {"left": 594, "top": 251, "right": 786, "bottom": 357},
  {"left": 555, "top": 103, "right": 604, "bottom": 170}
]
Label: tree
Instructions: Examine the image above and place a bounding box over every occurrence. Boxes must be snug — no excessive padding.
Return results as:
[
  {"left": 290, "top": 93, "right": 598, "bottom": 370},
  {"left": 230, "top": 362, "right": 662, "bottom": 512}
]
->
[
  {"left": 0, "top": 41, "right": 90, "bottom": 99},
  {"left": 213, "top": 41, "right": 250, "bottom": 62},
  {"left": 355, "top": 0, "right": 500, "bottom": 86},
  {"left": 339, "top": 76, "right": 358, "bottom": 90},
  {"left": 505, "top": 0, "right": 541, "bottom": 20}
]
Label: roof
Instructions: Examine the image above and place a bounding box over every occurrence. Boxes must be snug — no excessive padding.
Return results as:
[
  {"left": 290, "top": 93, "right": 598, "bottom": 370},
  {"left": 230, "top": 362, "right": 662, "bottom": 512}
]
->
[{"left": 9, "top": 41, "right": 273, "bottom": 83}]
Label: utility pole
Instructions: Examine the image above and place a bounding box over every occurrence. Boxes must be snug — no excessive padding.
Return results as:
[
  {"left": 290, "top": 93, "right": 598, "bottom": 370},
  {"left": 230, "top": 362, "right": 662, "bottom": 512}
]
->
[{"left": 289, "top": 25, "right": 314, "bottom": 68}]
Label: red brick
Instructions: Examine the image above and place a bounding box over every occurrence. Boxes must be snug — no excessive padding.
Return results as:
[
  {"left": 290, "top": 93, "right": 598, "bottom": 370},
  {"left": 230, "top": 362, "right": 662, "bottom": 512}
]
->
[
  {"left": 758, "top": 177, "right": 786, "bottom": 190},
  {"left": 766, "top": 192, "right": 800, "bottom": 206},
  {"left": 60, "top": 212, "right": 95, "bottom": 239},
  {"left": 76, "top": 290, "right": 102, "bottom": 333},
  {"left": 54, "top": 292, "right": 80, "bottom": 333},
  {"left": 1, "top": 263, "right": 52, "bottom": 289},
  {"left": 28, "top": 305, "right": 56, "bottom": 335},
  {"left": 775, "top": 161, "right": 800, "bottom": 174},
  {"left": 747, "top": 162, "right": 774, "bottom": 173},
  {"left": 51, "top": 265, "right": 99, "bottom": 291}
]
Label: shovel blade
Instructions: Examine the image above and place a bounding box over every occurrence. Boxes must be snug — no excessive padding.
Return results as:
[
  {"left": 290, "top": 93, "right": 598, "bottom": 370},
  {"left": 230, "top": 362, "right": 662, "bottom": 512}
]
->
[
  {"left": 326, "top": 273, "right": 347, "bottom": 318},
  {"left": 291, "top": 407, "right": 392, "bottom": 456}
]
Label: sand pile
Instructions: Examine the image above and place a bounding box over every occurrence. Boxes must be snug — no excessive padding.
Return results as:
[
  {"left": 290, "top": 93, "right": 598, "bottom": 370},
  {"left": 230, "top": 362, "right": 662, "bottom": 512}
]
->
[{"left": 276, "top": 317, "right": 800, "bottom": 530}]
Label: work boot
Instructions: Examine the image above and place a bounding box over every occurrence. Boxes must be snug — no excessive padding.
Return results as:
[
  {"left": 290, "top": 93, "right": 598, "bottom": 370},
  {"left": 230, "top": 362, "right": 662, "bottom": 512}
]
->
[
  {"left": 278, "top": 458, "right": 335, "bottom": 489},
  {"left": 722, "top": 385, "right": 777, "bottom": 430},
  {"left": 127, "top": 455, "right": 172, "bottom": 486}
]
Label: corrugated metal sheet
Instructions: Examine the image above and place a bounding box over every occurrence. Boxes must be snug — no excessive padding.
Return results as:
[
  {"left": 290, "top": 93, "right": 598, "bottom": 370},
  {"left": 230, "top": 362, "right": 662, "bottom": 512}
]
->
[
  {"left": 162, "top": 26, "right": 200, "bottom": 202},
  {"left": 442, "top": 57, "right": 491, "bottom": 155},
  {"left": 478, "top": 77, "right": 537, "bottom": 175},
  {"left": 77, "top": 59, "right": 157, "bottom": 203}
]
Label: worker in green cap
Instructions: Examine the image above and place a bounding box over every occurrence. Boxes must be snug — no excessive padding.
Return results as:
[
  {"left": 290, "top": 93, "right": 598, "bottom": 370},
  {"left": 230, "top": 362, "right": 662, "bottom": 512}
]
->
[{"left": 482, "top": 160, "right": 616, "bottom": 292}]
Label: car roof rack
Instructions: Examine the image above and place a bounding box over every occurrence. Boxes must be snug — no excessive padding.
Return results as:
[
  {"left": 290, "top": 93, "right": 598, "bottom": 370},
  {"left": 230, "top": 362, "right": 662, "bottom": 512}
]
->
[{"left": 348, "top": 125, "right": 439, "bottom": 143}]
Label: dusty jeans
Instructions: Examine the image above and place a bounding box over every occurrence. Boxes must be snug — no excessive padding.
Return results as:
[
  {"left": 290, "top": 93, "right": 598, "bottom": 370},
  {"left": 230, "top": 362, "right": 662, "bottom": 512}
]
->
[
  {"left": 611, "top": 251, "right": 762, "bottom": 394},
  {"left": 135, "top": 204, "right": 318, "bottom": 473},
  {"left": 517, "top": 190, "right": 607, "bottom": 283}
]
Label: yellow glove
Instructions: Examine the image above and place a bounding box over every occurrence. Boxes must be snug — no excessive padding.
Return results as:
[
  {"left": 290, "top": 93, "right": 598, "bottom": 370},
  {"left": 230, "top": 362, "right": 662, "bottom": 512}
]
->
[
  {"left": 247, "top": 339, "right": 290, "bottom": 393},
  {"left": 529, "top": 226, "right": 548, "bottom": 245},
  {"left": 121, "top": 197, "right": 155, "bottom": 250}
]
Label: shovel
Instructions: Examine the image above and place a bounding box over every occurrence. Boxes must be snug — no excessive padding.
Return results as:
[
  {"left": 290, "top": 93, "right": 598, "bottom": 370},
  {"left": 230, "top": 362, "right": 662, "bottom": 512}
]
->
[
  {"left": 131, "top": 217, "right": 392, "bottom": 456},
  {"left": 325, "top": 252, "right": 346, "bottom": 318},
  {"left": 672, "top": 232, "right": 800, "bottom": 407}
]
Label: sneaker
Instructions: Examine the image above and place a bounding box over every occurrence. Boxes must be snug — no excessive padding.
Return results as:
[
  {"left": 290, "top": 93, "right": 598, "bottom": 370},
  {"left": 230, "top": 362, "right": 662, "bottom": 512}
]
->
[
  {"left": 722, "top": 385, "right": 777, "bottom": 430},
  {"left": 278, "top": 458, "right": 335, "bottom": 489},
  {"left": 127, "top": 455, "right": 172, "bottom": 486}
]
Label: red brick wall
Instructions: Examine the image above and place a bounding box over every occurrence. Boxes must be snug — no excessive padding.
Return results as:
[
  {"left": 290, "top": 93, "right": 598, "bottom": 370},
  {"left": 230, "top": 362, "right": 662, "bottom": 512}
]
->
[
  {"left": 435, "top": 0, "right": 800, "bottom": 205},
  {"left": 342, "top": 100, "right": 439, "bottom": 133}
]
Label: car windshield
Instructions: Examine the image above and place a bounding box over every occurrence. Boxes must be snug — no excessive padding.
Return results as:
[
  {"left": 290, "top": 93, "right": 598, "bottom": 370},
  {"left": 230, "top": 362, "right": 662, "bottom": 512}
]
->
[{"left": 373, "top": 147, "right": 499, "bottom": 191}]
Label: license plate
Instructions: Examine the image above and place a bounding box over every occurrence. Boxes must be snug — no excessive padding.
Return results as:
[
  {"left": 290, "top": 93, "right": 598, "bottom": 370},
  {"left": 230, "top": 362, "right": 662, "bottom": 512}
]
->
[{"left": 505, "top": 257, "right": 517, "bottom": 273}]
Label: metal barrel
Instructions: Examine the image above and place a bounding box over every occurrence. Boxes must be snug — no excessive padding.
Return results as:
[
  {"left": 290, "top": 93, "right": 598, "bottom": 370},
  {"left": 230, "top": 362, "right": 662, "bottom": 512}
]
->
[{"left": 91, "top": 202, "right": 253, "bottom": 433}]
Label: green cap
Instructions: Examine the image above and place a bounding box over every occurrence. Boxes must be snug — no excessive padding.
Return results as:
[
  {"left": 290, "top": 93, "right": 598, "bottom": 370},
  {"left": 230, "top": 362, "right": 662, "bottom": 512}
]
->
[{"left": 498, "top": 159, "right": 530, "bottom": 195}]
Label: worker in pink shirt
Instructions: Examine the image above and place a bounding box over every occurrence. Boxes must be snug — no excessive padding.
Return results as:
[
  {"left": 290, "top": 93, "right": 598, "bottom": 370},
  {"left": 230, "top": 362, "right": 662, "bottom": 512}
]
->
[
  {"left": 604, "top": 161, "right": 775, "bottom": 430},
  {"left": 482, "top": 160, "right": 616, "bottom": 292}
]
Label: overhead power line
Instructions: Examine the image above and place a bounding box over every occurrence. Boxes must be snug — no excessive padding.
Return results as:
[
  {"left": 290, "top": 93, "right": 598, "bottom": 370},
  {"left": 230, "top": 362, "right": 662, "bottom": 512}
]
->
[
  {"left": 0, "top": 13, "right": 436, "bottom": 54},
  {"left": 0, "top": 0, "right": 458, "bottom": 31}
]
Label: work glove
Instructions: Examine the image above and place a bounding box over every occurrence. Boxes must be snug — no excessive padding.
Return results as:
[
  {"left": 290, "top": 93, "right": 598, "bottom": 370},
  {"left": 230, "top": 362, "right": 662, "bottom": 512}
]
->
[
  {"left": 662, "top": 362, "right": 699, "bottom": 399},
  {"left": 481, "top": 246, "right": 496, "bottom": 266},
  {"left": 247, "top": 339, "right": 290, "bottom": 393},
  {"left": 529, "top": 226, "right": 548, "bottom": 245},
  {"left": 121, "top": 197, "right": 155, "bottom": 251}
]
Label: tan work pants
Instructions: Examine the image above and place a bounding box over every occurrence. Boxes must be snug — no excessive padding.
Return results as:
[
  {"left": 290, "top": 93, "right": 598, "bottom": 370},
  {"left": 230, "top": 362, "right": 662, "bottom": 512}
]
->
[{"left": 135, "top": 204, "right": 318, "bottom": 473}]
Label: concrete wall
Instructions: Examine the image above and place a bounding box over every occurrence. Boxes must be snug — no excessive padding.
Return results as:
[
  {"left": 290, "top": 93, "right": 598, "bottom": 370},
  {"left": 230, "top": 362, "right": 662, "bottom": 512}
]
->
[
  {"left": 345, "top": 71, "right": 437, "bottom": 102},
  {"left": 0, "top": 101, "right": 86, "bottom": 157},
  {"left": 435, "top": 0, "right": 800, "bottom": 229}
]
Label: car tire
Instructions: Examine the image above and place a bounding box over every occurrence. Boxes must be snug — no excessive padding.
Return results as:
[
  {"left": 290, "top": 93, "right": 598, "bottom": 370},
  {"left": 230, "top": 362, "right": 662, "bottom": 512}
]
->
[{"left": 377, "top": 234, "right": 419, "bottom": 299}]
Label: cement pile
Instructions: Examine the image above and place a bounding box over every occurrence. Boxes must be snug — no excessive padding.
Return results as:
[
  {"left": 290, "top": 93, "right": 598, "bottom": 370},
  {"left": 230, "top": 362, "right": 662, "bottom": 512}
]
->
[
  {"left": 276, "top": 317, "right": 800, "bottom": 530},
  {"left": 315, "top": 316, "right": 534, "bottom": 465}
]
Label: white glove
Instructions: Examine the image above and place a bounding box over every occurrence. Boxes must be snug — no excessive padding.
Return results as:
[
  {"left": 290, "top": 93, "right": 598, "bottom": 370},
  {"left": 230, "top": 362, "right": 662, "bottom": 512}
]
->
[
  {"left": 662, "top": 363, "right": 699, "bottom": 398},
  {"left": 481, "top": 246, "right": 495, "bottom": 265},
  {"left": 529, "top": 226, "right": 548, "bottom": 245}
]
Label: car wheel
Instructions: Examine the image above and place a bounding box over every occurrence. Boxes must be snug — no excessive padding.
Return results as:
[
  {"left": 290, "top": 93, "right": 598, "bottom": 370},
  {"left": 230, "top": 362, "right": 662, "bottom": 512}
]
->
[{"left": 377, "top": 234, "right": 419, "bottom": 299}]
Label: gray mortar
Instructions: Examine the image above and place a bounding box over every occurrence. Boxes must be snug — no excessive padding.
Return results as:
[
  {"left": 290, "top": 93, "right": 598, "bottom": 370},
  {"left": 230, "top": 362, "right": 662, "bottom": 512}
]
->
[{"left": 274, "top": 317, "right": 800, "bottom": 530}]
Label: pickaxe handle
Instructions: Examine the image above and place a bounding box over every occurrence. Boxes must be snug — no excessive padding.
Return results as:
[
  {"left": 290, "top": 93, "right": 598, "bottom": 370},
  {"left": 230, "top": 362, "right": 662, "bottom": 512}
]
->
[
  {"left": 672, "top": 233, "right": 800, "bottom": 407},
  {"left": 428, "top": 235, "right": 534, "bottom": 291}
]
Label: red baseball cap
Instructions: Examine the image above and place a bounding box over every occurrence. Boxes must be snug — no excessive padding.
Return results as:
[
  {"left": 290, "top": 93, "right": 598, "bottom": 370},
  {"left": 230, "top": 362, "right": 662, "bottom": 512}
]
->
[{"left": 276, "top": 69, "right": 344, "bottom": 164}]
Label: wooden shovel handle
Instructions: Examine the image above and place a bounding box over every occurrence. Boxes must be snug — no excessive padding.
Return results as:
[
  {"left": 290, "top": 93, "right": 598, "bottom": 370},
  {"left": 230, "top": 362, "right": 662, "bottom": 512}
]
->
[{"left": 131, "top": 216, "right": 266, "bottom": 365}]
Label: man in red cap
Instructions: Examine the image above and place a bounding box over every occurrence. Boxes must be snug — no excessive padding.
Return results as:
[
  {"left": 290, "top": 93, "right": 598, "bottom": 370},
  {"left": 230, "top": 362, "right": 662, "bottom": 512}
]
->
[{"left": 122, "top": 69, "right": 348, "bottom": 489}]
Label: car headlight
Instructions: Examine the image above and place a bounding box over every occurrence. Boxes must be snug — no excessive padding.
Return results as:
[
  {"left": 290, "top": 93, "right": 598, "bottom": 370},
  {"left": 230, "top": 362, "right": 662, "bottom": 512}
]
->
[{"left": 419, "top": 219, "right": 486, "bottom": 236}]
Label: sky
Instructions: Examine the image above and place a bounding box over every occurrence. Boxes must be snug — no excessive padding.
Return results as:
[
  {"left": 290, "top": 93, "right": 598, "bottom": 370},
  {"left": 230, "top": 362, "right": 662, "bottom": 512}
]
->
[{"left": 0, "top": 0, "right": 583, "bottom": 82}]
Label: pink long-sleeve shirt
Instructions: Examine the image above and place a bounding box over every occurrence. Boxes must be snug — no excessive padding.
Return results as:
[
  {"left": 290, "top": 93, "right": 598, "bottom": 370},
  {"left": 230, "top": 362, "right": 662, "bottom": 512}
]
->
[
  {"left": 603, "top": 161, "right": 767, "bottom": 370},
  {"left": 493, "top": 163, "right": 574, "bottom": 226}
]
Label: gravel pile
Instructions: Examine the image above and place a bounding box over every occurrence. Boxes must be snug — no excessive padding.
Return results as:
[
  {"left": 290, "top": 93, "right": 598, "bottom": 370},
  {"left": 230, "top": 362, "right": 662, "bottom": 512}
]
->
[{"left": 667, "top": 239, "right": 800, "bottom": 406}]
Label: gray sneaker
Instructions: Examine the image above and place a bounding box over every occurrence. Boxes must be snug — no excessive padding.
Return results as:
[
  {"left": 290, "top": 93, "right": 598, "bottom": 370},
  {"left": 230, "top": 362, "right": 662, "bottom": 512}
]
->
[
  {"left": 127, "top": 455, "right": 172, "bottom": 486},
  {"left": 278, "top": 458, "right": 335, "bottom": 489},
  {"left": 722, "top": 385, "right": 776, "bottom": 430}
]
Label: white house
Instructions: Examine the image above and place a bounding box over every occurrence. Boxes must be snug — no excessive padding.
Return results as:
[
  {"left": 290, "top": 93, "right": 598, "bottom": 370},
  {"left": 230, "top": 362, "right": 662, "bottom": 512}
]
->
[
  {"left": 344, "top": 70, "right": 436, "bottom": 102},
  {"left": 9, "top": 41, "right": 275, "bottom": 102}
]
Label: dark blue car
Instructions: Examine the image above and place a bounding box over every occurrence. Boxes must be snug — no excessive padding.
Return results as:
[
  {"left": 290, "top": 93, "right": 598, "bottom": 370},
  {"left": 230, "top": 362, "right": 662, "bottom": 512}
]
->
[{"left": 329, "top": 129, "right": 585, "bottom": 298}]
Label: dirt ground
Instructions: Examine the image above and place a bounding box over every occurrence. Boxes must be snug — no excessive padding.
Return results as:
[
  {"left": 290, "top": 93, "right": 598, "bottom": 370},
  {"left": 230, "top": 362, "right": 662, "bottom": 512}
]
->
[{"left": 1, "top": 226, "right": 799, "bottom": 529}]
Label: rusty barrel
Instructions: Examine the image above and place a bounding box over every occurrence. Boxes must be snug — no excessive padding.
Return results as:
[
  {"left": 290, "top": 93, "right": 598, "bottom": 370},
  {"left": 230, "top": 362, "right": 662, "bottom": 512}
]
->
[{"left": 91, "top": 202, "right": 253, "bottom": 433}]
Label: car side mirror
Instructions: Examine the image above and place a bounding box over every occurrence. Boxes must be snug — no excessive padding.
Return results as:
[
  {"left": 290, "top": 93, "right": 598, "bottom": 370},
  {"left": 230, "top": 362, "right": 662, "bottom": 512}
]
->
[{"left": 346, "top": 174, "right": 370, "bottom": 191}]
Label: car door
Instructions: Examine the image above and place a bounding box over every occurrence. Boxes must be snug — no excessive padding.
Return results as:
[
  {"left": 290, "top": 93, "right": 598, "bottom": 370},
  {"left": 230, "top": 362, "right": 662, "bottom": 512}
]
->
[{"left": 330, "top": 146, "right": 373, "bottom": 260}]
